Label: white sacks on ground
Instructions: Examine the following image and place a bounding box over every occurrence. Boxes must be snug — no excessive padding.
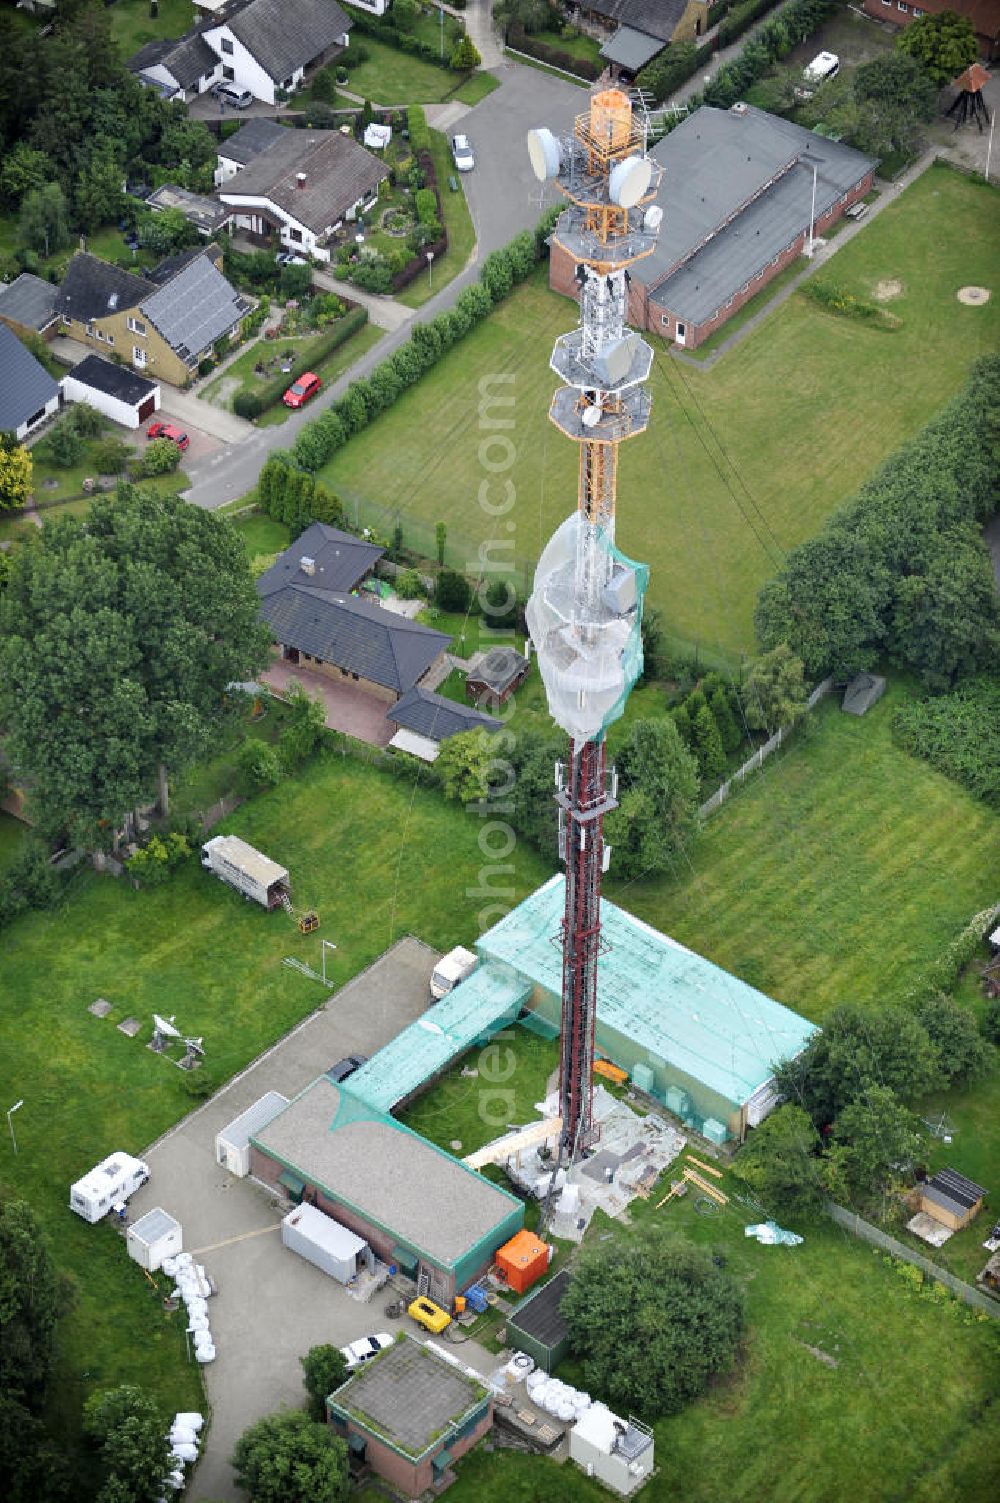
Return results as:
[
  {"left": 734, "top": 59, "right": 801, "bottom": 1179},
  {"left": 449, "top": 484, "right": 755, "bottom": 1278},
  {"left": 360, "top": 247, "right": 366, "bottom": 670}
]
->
[
  {"left": 170, "top": 1424, "right": 196, "bottom": 1446},
  {"left": 171, "top": 1442, "right": 199, "bottom": 1463},
  {"left": 161, "top": 1256, "right": 178, "bottom": 1278},
  {"left": 526, "top": 1370, "right": 546, "bottom": 1397},
  {"left": 186, "top": 1297, "right": 208, "bottom": 1318},
  {"left": 174, "top": 1412, "right": 204, "bottom": 1432},
  {"left": 187, "top": 1313, "right": 209, "bottom": 1332},
  {"left": 195, "top": 1342, "right": 215, "bottom": 1363}
]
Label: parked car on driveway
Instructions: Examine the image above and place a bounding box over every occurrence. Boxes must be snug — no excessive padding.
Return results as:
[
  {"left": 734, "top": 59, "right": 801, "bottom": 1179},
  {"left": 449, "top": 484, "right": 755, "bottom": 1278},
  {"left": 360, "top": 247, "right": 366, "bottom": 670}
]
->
[
  {"left": 213, "top": 82, "right": 254, "bottom": 109},
  {"left": 451, "top": 133, "right": 474, "bottom": 172},
  {"left": 276, "top": 251, "right": 309, "bottom": 266},
  {"left": 340, "top": 1333, "right": 393, "bottom": 1371},
  {"left": 325, "top": 1054, "right": 367, "bottom": 1084},
  {"left": 283, "top": 371, "right": 321, "bottom": 409},
  {"left": 146, "top": 421, "right": 189, "bottom": 451}
]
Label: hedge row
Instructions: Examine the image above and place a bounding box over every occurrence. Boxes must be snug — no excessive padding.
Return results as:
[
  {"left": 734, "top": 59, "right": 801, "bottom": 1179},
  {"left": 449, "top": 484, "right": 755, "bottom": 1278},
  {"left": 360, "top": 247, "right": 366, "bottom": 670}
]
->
[
  {"left": 892, "top": 679, "right": 1000, "bottom": 807},
  {"left": 717, "top": 0, "right": 787, "bottom": 48},
  {"left": 233, "top": 306, "right": 369, "bottom": 419},
  {"left": 346, "top": 7, "right": 452, "bottom": 71},
  {"left": 703, "top": 0, "right": 840, "bottom": 110},
  {"left": 406, "top": 104, "right": 431, "bottom": 153},
  {"left": 507, "top": 24, "right": 602, "bottom": 81},
  {"left": 287, "top": 213, "right": 560, "bottom": 474},
  {"left": 636, "top": 40, "right": 714, "bottom": 108}
]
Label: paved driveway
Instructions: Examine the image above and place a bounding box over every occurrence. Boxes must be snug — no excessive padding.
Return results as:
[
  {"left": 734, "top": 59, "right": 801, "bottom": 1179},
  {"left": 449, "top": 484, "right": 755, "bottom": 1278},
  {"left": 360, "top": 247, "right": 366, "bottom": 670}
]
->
[
  {"left": 261, "top": 659, "right": 396, "bottom": 745},
  {"left": 127, "top": 937, "right": 440, "bottom": 1502}
]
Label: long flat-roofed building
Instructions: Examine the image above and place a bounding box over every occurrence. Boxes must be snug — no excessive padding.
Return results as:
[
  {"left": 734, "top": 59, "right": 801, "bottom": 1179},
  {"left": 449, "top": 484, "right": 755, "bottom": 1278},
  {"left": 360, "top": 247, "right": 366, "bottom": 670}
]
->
[{"left": 250, "top": 1076, "right": 524, "bottom": 1304}]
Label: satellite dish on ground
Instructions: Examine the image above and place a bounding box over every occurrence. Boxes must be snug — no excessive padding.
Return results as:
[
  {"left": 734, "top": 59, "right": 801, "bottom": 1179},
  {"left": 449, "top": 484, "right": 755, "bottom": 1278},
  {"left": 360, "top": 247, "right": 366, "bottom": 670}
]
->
[
  {"left": 153, "top": 1014, "right": 180, "bottom": 1039},
  {"left": 609, "top": 155, "right": 652, "bottom": 208},
  {"left": 643, "top": 204, "right": 663, "bottom": 232},
  {"left": 527, "top": 128, "right": 561, "bottom": 182}
]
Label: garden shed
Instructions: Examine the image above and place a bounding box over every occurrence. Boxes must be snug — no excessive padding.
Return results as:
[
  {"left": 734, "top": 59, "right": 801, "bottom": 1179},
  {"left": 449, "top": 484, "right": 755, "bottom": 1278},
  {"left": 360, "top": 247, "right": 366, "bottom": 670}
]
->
[
  {"left": 215, "top": 1091, "right": 289, "bottom": 1177},
  {"left": 505, "top": 1268, "right": 572, "bottom": 1374},
  {"left": 127, "top": 1207, "right": 182, "bottom": 1272},
  {"left": 919, "top": 1168, "right": 987, "bottom": 1231},
  {"left": 466, "top": 647, "right": 531, "bottom": 706},
  {"left": 841, "top": 672, "right": 886, "bottom": 716}
]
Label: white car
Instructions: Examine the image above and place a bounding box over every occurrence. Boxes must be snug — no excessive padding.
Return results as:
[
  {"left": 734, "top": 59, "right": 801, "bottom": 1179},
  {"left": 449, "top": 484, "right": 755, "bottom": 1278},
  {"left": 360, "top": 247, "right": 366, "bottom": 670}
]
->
[
  {"left": 275, "top": 251, "right": 308, "bottom": 266},
  {"left": 451, "top": 134, "right": 475, "bottom": 172},
  {"left": 340, "top": 1333, "right": 393, "bottom": 1371}
]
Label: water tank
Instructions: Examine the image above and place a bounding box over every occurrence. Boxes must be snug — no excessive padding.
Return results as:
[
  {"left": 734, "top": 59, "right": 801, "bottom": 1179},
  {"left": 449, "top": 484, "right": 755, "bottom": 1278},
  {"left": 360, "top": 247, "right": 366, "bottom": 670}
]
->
[{"left": 703, "top": 1117, "right": 728, "bottom": 1145}]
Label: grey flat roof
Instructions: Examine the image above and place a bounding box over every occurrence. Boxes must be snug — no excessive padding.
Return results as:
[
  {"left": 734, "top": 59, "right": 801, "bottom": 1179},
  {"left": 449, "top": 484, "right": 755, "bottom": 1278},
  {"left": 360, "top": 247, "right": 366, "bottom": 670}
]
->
[
  {"left": 331, "top": 1336, "right": 484, "bottom": 1458},
  {"left": 130, "top": 1207, "right": 179, "bottom": 1244},
  {"left": 65, "top": 354, "right": 158, "bottom": 405},
  {"left": 147, "top": 185, "right": 231, "bottom": 235},
  {"left": 217, "top": 1090, "right": 289, "bottom": 1151},
  {"left": 0, "top": 272, "right": 58, "bottom": 331},
  {"left": 600, "top": 25, "right": 665, "bottom": 70},
  {"left": 508, "top": 1268, "right": 571, "bottom": 1348},
  {"left": 0, "top": 322, "right": 59, "bottom": 432},
  {"left": 253, "top": 1076, "right": 519, "bottom": 1268}
]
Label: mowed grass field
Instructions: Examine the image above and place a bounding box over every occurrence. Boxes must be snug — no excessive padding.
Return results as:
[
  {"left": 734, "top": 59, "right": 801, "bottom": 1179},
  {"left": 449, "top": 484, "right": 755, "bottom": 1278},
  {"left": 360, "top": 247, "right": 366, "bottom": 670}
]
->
[
  {"left": 319, "top": 165, "right": 1000, "bottom": 658},
  {"left": 0, "top": 752, "right": 552, "bottom": 1460},
  {"left": 615, "top": 682, "right": 1000, "bottom": 1018}
]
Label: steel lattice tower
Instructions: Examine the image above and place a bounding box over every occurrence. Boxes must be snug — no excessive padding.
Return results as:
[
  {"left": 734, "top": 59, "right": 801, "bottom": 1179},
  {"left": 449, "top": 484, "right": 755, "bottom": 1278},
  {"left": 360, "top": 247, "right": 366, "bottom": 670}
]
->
[{"left": 526, "top": 91, "right": 663, "bottom": 1166}]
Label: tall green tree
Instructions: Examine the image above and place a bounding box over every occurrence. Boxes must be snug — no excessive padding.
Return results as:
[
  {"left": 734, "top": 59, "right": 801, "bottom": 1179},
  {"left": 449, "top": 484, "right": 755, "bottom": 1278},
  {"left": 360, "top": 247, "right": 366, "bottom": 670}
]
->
[
  {"left": 709, "top": 684, "right": 742, "bottom": 754},
  {"left": 300, "top": 1343, "right": 349, "bottom": 1422},
  {"left": 0, "top": 1200, "right": 70, "bottom": 1407},
  {"left": 0, "top": 143, "right": 54, "bottom": 207},
  {"left": 232, "top": 1410, "right": 349, "bottom": 1503},
  {"left": 83, "top": 1386, "right": 170, "bottom": 1503},
  {"left": 773, "top": 1002, "right": 942, "bottom": 1127},
  {"left": 692, "top": 699, "right": 726, "bottom": 787},
  {"left": 605, "top": 717, "right": 700, "bottom": 879},
  {"left": 561, "top": 1230, "right": 745, "bottom": 1418},
  {"left": 742, "top": 643, "right": 808, "bottom": 733},
  {"left": 0, "top": 1393, "right": 70, "bottom": 1503},
  {"left": 829, "top": 1085, "right": 923, "bottom": 1201},
  {"left": 735, "top": 1103, "right": 826, "bottom": 1215},
  {"left": 851, "top": 53, "right": 937, "bottom": 159},
  {"left": 0, "top": 488, "right": 269, "bottom": 843},
  {"left": 18, "top": 182, "right": 70, "bottom": 257},
  {"left": 917, "top": 993, "right": 993, "bottom": 1087},
  {"left": 74, "top": 148, "right": 125, "bottom": 234},
  {"left": 888, "top": 526, "right": 1000, "bottom": 690},
  {"left": 897, "top": 10, "right": 978, "bottom": 86}
]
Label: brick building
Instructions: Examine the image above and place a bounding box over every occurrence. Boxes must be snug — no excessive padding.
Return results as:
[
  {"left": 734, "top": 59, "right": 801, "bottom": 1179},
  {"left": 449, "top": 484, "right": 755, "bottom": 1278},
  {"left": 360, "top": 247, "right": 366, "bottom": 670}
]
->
[
  {"left": 861, "top": 0, "right": 999, "bottom": 61},
  {"left": 549, "top": 104, "right": 876, "bottom": 350}
]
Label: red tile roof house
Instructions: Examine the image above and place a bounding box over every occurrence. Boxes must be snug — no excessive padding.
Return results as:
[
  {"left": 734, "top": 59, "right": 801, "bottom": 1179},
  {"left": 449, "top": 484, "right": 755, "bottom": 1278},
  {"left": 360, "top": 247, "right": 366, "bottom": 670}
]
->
[
  {"left": 327, "top": 1335, "right": 493, "bottom": 1493},
  {"left": 549, "top": 103, "right": 876, "bottom": 351},
  {"left": 861, "top": 0, "right": 999, "bottom": 62}
]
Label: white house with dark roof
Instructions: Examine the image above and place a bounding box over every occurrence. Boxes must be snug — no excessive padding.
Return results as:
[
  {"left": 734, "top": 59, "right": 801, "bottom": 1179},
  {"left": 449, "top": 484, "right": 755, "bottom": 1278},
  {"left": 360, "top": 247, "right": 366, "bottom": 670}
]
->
[
  {"left": 128, "top": 28, "right": 223, "bottom": 101},
  {"left": 0, "top": 322, "right": 60, "bottom": 440},
  {"left": 61, "top": 355, "right": 161, "bottom": 429},
  {"left": 202, "top": 0, "right": 352, "bottom": 104},
  {"left": 218, "top": 127, "right": 388, "bottom": 260}
]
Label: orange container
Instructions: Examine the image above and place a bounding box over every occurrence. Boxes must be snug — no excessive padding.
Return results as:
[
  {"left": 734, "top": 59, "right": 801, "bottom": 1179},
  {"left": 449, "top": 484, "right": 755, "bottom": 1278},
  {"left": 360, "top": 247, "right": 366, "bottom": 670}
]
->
[
  {"left": 454, "top": 1295, "right": 467, "bottom": 1315},
  {"left": 589, "top": 89, "right": 632, "bottom": 153},
  {"left": 496, "top": 1230, "right": 550, "bottom": 1295}
]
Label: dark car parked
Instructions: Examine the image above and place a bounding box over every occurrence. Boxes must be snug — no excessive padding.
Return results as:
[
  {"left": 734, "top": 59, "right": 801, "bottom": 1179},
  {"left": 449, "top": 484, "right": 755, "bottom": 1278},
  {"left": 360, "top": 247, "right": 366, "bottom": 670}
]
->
[{"left": 325, "top": 1055, "right": 367, "bottom": 1084}]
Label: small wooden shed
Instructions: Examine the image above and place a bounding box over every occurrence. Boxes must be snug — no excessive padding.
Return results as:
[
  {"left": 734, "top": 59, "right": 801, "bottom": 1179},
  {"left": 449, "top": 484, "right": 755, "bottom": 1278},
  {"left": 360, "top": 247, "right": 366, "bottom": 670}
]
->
[{"left": 919, "top": 1168, "right": 987, "bottom": 1231}]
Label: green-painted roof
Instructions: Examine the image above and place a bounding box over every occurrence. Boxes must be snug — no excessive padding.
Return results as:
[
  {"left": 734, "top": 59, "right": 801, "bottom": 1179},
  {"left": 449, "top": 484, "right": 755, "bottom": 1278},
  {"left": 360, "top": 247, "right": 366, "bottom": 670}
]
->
[
  {"left": 478, "top": 876, "right": 817, "bottom": 1108},
  {"left": 346, "top": 961, "right": 532, "bottom": 1114}
]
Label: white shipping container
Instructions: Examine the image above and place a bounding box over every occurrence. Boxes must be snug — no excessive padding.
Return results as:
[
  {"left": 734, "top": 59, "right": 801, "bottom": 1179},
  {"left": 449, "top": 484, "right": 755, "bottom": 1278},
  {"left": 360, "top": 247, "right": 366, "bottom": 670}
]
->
[
  {"left": 281, "top": 1202, "right": 367, "bottom": 1283},
  {"left": 215, "top": 1091, "right": 289, "bottom": 1177},
  {"left": 127, "top": 1207, "right": 182, "bottom": 1271}
]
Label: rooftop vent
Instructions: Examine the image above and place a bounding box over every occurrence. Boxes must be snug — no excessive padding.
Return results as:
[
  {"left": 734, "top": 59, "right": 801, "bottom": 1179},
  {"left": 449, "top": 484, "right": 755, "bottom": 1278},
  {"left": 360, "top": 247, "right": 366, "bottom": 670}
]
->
[
  {"left": 296, "top": 172, "right": 307, "bottom": 189},
  {"left": 299, "top": 556, "right": 316, "bottom": 575},
  {"left": 731, "top": 101, "right": 748, "bottom": 115}
]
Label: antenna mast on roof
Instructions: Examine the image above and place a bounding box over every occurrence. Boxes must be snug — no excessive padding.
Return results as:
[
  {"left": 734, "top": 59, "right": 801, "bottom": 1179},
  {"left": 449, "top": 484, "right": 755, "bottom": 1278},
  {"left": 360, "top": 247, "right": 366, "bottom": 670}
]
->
[{"left": 525, "top": 91, "right": 662, "bottom": 1177}]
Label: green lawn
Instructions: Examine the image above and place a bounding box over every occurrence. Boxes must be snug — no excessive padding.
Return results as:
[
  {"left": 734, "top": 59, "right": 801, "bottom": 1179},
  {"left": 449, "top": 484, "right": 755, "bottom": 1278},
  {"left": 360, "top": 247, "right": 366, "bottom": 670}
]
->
[
  {"left": 447, "top": 1191, "right": 1000, "bottom": 1503},
  {"left": 0, "top": 811, "right": 29, "bottom": 870},
  {"left": 318, "top": 164, "right": 1000, "bottom": 659},
  {"left": 0, "top": 748, "right": 553, "bottom": 1462},
  {"left": 399, "top": 1028, "right": 559, "bottom": 1157},
  {"left": 108, "top": 0, "right": 193, "bottom": 61},
  {"left": 200, "top": 318, "right": 383, "bottom": 424},
  {"left": 232, "top": 509, "right": 291, "bottom": 559},
  {"left": 396, "top": 129, "right": 477, "bottom": 309},
  {"left": 613, "top": 681, "right": 999, "bottom": 1018},
  {"left": 683, "top": 252, "right": 810, "bottom": 360},
  {"left": 529, "top": 26, "right": 603, "bottom": 68},
  {"left": 343, "top": 39, "right": 498, "bottom": 106}
]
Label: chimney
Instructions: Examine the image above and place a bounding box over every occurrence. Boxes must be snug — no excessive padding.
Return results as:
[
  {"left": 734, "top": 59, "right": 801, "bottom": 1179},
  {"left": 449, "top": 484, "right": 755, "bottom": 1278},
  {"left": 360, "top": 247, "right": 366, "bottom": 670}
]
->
[
  {"left": 296, "top": 172, "right": 307, "bottom": 190},
  {"left": 299, "top": 556, "right": 316, "bottom": 575}
]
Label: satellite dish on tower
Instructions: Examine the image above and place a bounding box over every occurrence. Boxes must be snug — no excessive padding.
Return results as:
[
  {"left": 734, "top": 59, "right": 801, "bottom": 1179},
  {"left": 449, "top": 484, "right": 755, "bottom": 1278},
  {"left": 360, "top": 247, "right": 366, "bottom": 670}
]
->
[
  {"left": 582, "top": 405, "right": 602, "bottom": 429},
  {"left": 643, "top": 204, "right": 663, "bottom": 232},
  {"left": 527, "top": 128, "right": 561, "bottom": 182},
  {"left": 609, "top": 155, "right": 652, "bottom": 209}
]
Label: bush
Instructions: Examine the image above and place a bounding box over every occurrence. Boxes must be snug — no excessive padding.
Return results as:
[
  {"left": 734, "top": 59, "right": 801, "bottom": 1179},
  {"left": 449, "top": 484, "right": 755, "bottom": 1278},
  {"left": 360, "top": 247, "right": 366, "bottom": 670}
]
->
[
  {"left": 984, "top": 997, "right": 1000, "bottom": 1046},
  {"left": 395, "top": 567, "right": 425, "bottom": 600},
  {"left": 801, "top": 280, "right": 900, "bottom": 330},
  {"left": 137, "top": 437, "right": 181, "bottom": 477},
  {"left": 507, "top": 24, "right": 601, "bottom": 80},
  {"left": 892, "top": 678, "right": 1000, "bottom": 806},
  {"left": 125, "top": 831, "right": 192, "bottom": 886},
  {"left": 37, "top": 419, "right": 83, "bottom": 469},
  {"left": 65, "top": 403, "right": 106, "bottom": 438},
  {"left": 436, "top": 568, "right": 472, "bottom": 612},
  {"left": 351, "top": 259, "right": 393, "bottom": 293},
  {"left": 239, "top": 737, "right": 283, "bottom": 788},
  {"left": 406, "top": 105, "right": 431, "bottom": 153},
  {"left": 301, "top": 1345, "right": 349, "bottom": 1423},
  {"left": 279, "top": 261, "right": 313, "bottom": 300},
  {"left": 235, "top": 306, "right": 368, "bottom": 420},
  {"left": 0, "top": 841, "right": 65, "bottom": 932},
  {"left": 92, "top": 437, "right": 132, "bottom": 475}
]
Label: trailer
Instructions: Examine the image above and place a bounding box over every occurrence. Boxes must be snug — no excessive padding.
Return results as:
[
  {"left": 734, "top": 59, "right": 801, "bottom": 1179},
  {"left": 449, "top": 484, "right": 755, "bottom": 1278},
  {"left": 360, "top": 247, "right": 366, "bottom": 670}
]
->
[
  {"left": 200, "top": 835, "right": 290, "bottom": 910},
  {"left": 281, "top": 1202, "right": 368, "bottom": 1283},
  {"left": 127, "top": 1207, "right": 182, "bottom": 1272},
  {"left": 70, "top": 1151, "right": 149, "bottom": 1223}
]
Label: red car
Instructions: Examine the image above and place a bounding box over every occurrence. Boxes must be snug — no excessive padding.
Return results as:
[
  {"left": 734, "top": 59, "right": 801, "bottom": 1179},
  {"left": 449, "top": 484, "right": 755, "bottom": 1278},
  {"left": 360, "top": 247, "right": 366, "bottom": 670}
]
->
[
  {"left": 283, "top": 371, "right": 321, "bottom": 409},
  {"left": 146, "top": 421, "right": 190, "bottom": 451}
]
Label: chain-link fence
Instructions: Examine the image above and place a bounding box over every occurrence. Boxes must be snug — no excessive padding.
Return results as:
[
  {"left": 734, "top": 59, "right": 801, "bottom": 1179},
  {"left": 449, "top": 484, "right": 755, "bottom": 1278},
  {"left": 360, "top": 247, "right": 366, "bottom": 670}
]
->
[{"left": 826, "top": 1202, "right": 999, "bottom": 1319}]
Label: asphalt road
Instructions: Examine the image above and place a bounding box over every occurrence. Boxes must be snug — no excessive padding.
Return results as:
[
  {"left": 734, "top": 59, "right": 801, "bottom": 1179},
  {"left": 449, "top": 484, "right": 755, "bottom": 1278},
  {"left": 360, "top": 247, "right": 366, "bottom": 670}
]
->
[{"left": 183, "top": 64, "right": 583, "bottom": 511}]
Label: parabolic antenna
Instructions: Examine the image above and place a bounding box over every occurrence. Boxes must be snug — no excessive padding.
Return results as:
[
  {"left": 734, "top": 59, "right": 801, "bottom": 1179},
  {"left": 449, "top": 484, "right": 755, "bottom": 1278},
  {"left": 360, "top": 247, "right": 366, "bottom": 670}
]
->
[
  {"left": 609, "top": 155, "right": 652, "bottom": 209},
  {"left": 643, "top": 204, "right": 663, "bottom": 232},
  {"left": 153, "top": 1014, "right": 181, "bottom": 1038},
  {"left": 527, "top": 127, "right": 561, "bottom": 183},
  {"left": 581, "top": 404, "right": 602, "bottom": 428}
]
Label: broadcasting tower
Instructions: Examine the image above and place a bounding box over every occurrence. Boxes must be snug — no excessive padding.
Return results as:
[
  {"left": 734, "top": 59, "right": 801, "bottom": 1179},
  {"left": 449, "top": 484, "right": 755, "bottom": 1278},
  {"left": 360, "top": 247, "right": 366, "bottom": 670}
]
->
[{"left": 525, "top": 92, "right": 662, "bottom": 1167}]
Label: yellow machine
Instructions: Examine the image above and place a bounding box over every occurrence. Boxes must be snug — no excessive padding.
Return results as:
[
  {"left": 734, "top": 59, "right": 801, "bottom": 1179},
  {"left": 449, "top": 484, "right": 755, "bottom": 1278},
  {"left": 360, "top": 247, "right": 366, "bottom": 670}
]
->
[
  {"left": 297, "top": 911, "right": 320, "bottom": 935},
  {"left": 407, "top": 1296, "right": 452, "bottom": 1334}
]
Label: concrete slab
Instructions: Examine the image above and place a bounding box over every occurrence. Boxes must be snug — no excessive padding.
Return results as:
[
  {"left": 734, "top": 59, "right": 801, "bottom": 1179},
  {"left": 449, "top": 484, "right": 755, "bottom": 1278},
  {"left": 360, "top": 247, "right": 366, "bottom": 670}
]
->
[
  {"left": 128, "top": 937, "right": 439, "bottom": 1502},
  {"left": 907, "top": 1211, "right": 955, "bottom": 1248}
]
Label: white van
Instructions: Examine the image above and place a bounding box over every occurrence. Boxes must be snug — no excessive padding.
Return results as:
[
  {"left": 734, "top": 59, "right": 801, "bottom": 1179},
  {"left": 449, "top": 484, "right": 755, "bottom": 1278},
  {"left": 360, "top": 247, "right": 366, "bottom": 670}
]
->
[
  {"left": 430, "top": 946, "right": 478, "bottom": 1000},
  {"left": 70, "top": 1152, "right": 150, "bottom": 1223},
  {"left": 803, "top": 51, "right": 840, "bottom": 87}
]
